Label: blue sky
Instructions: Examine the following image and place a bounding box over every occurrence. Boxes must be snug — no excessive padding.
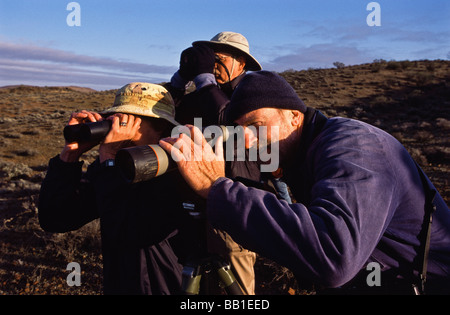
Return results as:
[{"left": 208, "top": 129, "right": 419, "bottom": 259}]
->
[{"left": 0, "top": 0, "right": 449, "bottom": 90}]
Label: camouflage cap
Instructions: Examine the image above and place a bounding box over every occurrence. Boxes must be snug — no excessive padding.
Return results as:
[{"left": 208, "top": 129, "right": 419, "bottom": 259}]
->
[{"left": 101, "top": 82, "right": 179, "bottom": 126}]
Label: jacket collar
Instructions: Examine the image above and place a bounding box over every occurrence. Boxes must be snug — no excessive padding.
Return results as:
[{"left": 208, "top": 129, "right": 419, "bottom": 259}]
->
[
  {"left": 284, "top": 107, "right": 328, "bottom": 183},
  {"left": 219, "top": 72, "right": 246, "bottom": 98}
]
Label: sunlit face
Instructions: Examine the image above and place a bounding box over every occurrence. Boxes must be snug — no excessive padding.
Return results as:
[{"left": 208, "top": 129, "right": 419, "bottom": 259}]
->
[
  {"left": 234, "top": 108, "right": 303, "bottom": 167},
  {"left": 214, "top": 52, "right": 245, "bottom": 84},
  {"left": 131, "top": 117, "right": 160, "bottom": 146},
  {"left": 235, "top": 108, "right": 287, "bottom": 148}
]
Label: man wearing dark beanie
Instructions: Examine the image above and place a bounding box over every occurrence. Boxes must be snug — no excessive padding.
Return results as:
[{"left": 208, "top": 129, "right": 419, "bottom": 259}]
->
[
  {"left": 160, "top": 71, "right": 450, "bottom": 295},
  {"left": 225, "top": 71, "right": 307, "bottom": 124}
]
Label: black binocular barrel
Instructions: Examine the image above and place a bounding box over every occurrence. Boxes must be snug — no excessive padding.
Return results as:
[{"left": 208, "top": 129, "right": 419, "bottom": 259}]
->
[{"left": 63, "top": 120, "right": 112, "bottom": 143}]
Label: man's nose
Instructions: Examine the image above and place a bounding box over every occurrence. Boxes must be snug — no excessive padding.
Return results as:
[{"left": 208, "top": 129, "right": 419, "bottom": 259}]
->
[{"left": 243, "top": 126, "right": 258, "bottom": 149}]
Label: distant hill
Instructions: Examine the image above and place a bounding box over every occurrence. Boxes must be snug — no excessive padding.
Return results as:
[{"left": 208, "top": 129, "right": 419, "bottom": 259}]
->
[{"left": 0, "top": 84, "right": 97, "bottom": 93}]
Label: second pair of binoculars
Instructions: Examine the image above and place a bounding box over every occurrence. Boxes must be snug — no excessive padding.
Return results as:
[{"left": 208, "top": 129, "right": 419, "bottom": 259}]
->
[{"left": 63, "top": 121, "right": 231, "bottom": 184}]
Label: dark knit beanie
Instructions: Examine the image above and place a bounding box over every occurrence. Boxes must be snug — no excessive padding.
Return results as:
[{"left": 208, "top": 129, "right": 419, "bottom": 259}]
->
[{"left": 225, "top": 71, "right": 307, "bottom": 124}]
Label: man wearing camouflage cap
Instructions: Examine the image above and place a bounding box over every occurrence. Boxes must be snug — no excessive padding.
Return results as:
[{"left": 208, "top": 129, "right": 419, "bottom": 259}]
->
[{"left": 39, "top": 83, "right": 193, "bottom": 294}]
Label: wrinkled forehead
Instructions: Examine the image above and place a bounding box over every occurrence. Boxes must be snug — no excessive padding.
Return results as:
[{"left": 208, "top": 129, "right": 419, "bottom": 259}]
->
[
  {"left": 215, "top": 51, "right": 233, "bottom": 57},
  {"left": 234, "top": 107, "right": 281, "bottom": 126}
]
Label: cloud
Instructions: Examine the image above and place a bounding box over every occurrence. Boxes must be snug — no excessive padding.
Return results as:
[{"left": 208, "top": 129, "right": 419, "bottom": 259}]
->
[
  {"left": 264, "top": 43, "right": 373, "bottom": 71},
  {"left": 259, "top": 16, "right": 450, "bottom": 72},
  {"left": 386, "top": 28, "right": 450, "bottom": 44},
  {"left": 0, "top": 59, "right": 167, "bottom": 90},
  {"left": 0, "top": 41, "right": 177, "bottom": 90}
]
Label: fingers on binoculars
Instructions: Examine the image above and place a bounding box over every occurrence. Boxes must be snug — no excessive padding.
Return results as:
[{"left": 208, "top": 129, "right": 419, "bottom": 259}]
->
[
  {"left": 213, "top": 135, "right": 224, "bottom": 158},
  {"left": 69, "top": 110, "right": 101, "bottom": 125},
  {"left": 159, "top": 138, "right": 186, "bottom": 163},
  {"left": 189, "top": 124, "right": 205, "bottom": 145},
  {"left": 110, "top": 114, "right": 129, "bottom": 125}
]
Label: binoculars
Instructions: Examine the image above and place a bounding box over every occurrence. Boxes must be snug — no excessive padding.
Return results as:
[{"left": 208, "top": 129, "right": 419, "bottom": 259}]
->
[
  {"left": 64, "top": 121, "right": 231, "bottom": 184},
  {"left": 116, "top": 125, "right": 231, "bottom": 184},
  {"left": 115, "top": 144, "right": 176, "bottom": 184},
  {"left": 63, "top": 121, "right": 172, "bottom": 183},
  {"left": 63, "top": 120, "right": 112, "bottom": 144}
]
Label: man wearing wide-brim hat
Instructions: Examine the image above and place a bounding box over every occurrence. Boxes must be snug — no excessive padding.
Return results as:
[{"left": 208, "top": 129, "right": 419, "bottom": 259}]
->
[
  {"left": 192, "top": 31, "right": 262, "bottom": 87},
  {"left": 169, "top": 31, "right": 262, "bottom": 126},
  {"left": 166, "top": 32, "right": 263, "bottom": 295}
]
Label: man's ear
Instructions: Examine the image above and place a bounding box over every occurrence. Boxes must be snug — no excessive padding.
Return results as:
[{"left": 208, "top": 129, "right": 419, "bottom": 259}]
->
[
  {"left": 236, "top": 56, "right": 246, "bottom": 72},
  {"left": 291, "top": 110, "right": 303, "bottom": 127}
]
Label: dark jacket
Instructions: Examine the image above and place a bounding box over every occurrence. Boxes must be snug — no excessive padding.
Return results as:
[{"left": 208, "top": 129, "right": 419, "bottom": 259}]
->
[
  {"left": 38, "top": 156, "right": 193, "bottom": 294},
  {"left": 170, "top": 72, "right": 244, "bottom": 126},
  {"left": 174, "top": 83, "right": 230, "bottom": 127},
  {"left": 167, "top": 73, "right": 261, "bottom": 182},
  {"left": 206, "top": 108, "right": 450, "bottom": 293}
]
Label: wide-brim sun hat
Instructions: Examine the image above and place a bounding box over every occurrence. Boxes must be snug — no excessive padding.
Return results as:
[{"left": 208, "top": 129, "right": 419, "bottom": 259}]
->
[
  {"left": 193, "top": 31, "right": 262, "bottom": 71},
  {"left": 101, "top": 82, "right": 179, "bottom": 126}
]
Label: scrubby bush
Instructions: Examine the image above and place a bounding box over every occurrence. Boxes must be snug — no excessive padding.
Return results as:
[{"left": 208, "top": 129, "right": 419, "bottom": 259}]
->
[{"left": 333, "top": 61, "right": 345, "bottom": 69}]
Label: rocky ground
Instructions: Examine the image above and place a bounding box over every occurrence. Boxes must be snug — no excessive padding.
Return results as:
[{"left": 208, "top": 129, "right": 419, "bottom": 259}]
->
[{"left": 0, "top": 60, "right": 448, "bottom": 295}]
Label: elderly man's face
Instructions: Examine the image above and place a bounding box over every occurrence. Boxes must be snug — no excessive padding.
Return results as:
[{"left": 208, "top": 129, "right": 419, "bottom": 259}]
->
[
  {"left": 214, "top": 52, "right": 245, "bottom": 84},
  {"left": 234, "top": 108, "right": 303, "bottom": 168}
]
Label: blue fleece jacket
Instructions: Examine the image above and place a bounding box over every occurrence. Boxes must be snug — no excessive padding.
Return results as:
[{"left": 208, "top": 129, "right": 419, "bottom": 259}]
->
[{"left": 207, "top": 116, "right": 450, "bottom": 289}]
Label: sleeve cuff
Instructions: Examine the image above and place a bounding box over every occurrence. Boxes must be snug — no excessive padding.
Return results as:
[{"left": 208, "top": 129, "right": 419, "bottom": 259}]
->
[
  {"left": 51, "top": 154, "right": 83, "bottom": 171},
  {"left": 206, "top": 177, "right": 232, "bottom": 216},
  {"left": 170, "top": 71, "right": 189, "bottom": 90},
  {"left": 194, "top": 73, "right": 217, "bottom": 90}
]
